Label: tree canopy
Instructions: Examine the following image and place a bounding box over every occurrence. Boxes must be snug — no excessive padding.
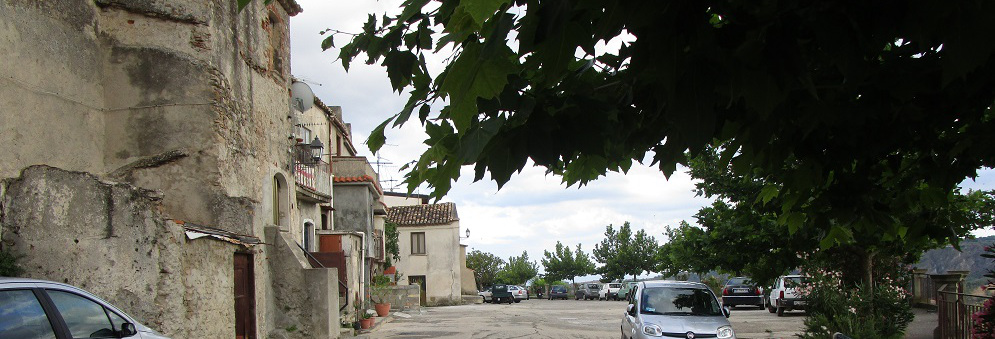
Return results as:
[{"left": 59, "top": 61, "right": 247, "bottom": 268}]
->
[
  {"left": 541, "top": 241, "right": 595, "bottom": 285},
  {"left": 593, "top": 222, "right": 658, "bottom": 281},
  {"left": 466, "top": 249, "right": 504, "bottom": 289},
  {"left": 334, "top": 0, "right": 995, "bottom": 248},
  {"left": 497, "top": 251, "right": 539, "bottom": 285}
]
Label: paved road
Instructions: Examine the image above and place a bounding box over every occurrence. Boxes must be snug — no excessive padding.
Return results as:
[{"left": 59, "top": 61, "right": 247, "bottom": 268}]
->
[{"left": 362, "top": 299, "right": 805, "bottom": 339}]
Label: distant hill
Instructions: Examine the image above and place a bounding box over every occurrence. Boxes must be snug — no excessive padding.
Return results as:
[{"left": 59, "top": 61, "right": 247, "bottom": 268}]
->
[{"left": 915, "top": 236, "right": 994, "bottom": 291}]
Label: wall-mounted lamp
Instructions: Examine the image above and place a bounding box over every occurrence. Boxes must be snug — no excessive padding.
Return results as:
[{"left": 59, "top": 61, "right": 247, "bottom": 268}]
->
[
  {"left": 460, "top": 228, "right": 471, "bottom": 239},
  {"left": 308, "top": 136, "right": 324, "bottom": 163}
]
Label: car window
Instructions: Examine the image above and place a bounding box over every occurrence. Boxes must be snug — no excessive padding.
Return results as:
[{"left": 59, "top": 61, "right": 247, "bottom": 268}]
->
[
  {"left": 727, "top": 278, "right": 754, "bottom": 285},
  {"left": 785, "top": 277, "right": 808, "bottom": 288},
  {"left": 46, "top": 290, "right": 118, "bottom": 338},
  {"left": 610, "top": 283, "right": 621, "bottom": 288},
  {"left": 0, "top": 289, "right": 58, "bottom": 339},
  {"left": 640, "top": 287, "right": 722, "bottom": 316}
]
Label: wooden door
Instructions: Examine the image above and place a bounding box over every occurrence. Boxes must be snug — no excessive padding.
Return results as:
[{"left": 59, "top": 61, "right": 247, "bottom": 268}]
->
[
  {"left": 409, "top": 275, "right": 427, "bottom": 306},
  {"left": 234, "top": 253, "right": 256, "bottom": 339}
]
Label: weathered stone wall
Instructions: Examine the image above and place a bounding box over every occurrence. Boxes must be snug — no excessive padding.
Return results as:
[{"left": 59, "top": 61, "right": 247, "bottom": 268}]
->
[
  {"left": 0, "top": 166, "right": 240, "bottom": 338},
  {"left": 0, "top": 1, "right": 106, "bottom": 178},
  {"left": 0, "top": 0, "right": 339, "bottom": 337},
  {"left": 265, "top": 226, "right": 339, "bottom": 338}
]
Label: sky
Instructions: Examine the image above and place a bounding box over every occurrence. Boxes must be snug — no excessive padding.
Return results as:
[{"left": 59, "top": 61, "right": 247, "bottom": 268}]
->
[{"left": 288, "top": 1, "right": 995, "bottom": 276}]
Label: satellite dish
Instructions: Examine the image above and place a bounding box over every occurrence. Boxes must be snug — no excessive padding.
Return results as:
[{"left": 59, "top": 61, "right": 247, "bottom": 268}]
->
[{"left": 290, "top": 81, "right": 314, "bottom": 112}]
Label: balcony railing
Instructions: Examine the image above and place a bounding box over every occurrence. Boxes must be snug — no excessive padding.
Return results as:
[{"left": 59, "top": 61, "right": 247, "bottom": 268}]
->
[{"left": 292, "top": 145, "right": 331, "bottom": 198}]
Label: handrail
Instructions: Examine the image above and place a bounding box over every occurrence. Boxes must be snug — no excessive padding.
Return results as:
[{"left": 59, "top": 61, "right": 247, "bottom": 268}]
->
[{"left": 295, "top": 242, "right": 350, "bottom": 312}]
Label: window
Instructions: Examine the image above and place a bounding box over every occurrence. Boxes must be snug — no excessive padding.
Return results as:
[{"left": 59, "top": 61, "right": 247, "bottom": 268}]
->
[
  {"left": 411, "top": 232, "right": 426, "bottom": 255},
  {"left": 47, "top": 290, "right": 121, "bottom": 338},
  {"left": 0, "top": 289, "right": 57, "bottom": 339}
]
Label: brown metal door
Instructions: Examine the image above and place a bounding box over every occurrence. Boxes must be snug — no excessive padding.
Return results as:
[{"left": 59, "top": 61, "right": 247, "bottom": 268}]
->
[
  {"left": 234, "top": 253, "right": 256, "bottom": 339},
  {"left": 409, "top": 275, "right": 427, "bottom": 306},
  {"left": 319, "top": 234, "right": 342, "bottom": 252}
]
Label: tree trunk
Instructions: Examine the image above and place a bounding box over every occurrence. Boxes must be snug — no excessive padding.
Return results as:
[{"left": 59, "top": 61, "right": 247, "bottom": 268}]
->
[{"left": 860, "top": 249, "right": 875, "bottom": 288}]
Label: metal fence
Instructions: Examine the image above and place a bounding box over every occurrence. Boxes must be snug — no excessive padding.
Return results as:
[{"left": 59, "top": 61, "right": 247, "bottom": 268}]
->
[{"left": 936, "top": 290, "right": 988, "bottom": 339}]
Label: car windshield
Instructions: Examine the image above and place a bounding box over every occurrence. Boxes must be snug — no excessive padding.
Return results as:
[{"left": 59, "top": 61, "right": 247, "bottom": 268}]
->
[
  {"left": 727, "top": 278, "right": 754, "bottom": 286},
  {"left": 640, "top": 287, "right": 722, "bottom": 316}
]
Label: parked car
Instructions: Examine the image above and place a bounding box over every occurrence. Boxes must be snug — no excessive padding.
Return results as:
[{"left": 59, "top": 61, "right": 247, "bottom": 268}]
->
[
  {"left": 768, "top": 275, "right": 809, "bottom": 316},
  {"left": 599, "top": 282, "right": 623, "bottom": 300},
  {"left": 479, "top": 286, "right": 493, "bottom": 302},
  {"left": 721, "top": 277, "right": 764, "bottom": 308},
  {"left": 576, "top": 283, "right": 601, "bottom": 300},
  {"left": 548, "top": 285, "right": 568, "bottom": 300},
  {"left": 490, "top": 284, "right": 514, "bottom": 304},
  {"left": 509, "top": 285, "right": 529, "bottom": 302},
  {"left": 621, "top": 280, "right": 735, "bottom": 339},
  {"left": 0, "top": 277, "right": 170, "bottom": 339},
  {"left": 617, "top": 281, "right": 639, "bottom": 301}
]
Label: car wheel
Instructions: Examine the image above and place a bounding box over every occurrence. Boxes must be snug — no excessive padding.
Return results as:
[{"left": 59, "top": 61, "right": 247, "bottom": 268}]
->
[
  {"left": 766, "top": 299, "right": 776, "bottom": 313},
  {"left": 776, "top": 305, "right": 785, "bottom": 317},
  {"left": 515, "top": 299, "right": 521, "bottom": 303}
]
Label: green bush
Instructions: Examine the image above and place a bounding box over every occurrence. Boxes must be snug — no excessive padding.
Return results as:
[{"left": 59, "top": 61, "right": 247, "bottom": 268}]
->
[
  {"left": 798, "top": 270, "right": 913, "bottom": 339},
  {"left": 0, "top": 248, "right": 24, "bottom": 277}
]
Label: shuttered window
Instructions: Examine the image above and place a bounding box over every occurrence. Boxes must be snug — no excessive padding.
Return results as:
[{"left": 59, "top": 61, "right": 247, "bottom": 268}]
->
[{"left": 411, "top": 232, "right": 426, "bottom": 255}]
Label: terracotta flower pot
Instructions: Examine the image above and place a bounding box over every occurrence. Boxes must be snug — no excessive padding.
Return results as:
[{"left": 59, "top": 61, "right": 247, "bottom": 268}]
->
[
  {"left": 375, "top": 303, "right": 391, "bottom": 317},
  {"left": 360, "top": 318, "right": 374, "bottom": 329}
]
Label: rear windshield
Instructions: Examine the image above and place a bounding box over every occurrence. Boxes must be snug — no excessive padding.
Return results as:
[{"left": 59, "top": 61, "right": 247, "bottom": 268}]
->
[
  {"left": 551, "top": 286, "right": 566, "bottom": 292},
  {"left": 640, "top": 287, "right": 722, "bottom": 316},
  {"left": 727, "top": 278, "right": 754, "bottom": 285},
  {"left": 610, "top": 283, "right": 622, "bottom": 288},
  {"left": 588, "top": 284, "right": 600, "bottom": 289},
  {"left": 785, "top": 277, "right": 809, "bottom": 287}
]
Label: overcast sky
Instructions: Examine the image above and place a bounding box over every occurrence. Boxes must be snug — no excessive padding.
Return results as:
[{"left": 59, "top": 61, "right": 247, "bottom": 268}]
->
[{"left": 289, "top": 0, "right": 995, "bottom": 276}]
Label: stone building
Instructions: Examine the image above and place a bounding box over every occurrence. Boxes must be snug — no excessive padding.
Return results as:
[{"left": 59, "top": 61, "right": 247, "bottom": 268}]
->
[
  {"left": 385, "top": 196, "right": 476, "bottom": 306},
  {"left": 0, "top": 1, "right": 342, "bottom": 338}
]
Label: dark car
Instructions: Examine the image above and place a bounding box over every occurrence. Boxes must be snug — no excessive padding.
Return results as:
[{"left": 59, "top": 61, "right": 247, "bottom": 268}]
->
[
  {"left": 721, "top": 276, "right": 764, "bottom": 308},
  {"left": 576, "top": 283, "right": 601, "bottom": 300},
  {"left": 548, "top": 285, "right": 568, "bottom": 300},
  {"left": 0, "top": 277, "right": 170, "bottom": 339},
  {"left": 490, "top": 284, "right": 514, "bottom": 304}
]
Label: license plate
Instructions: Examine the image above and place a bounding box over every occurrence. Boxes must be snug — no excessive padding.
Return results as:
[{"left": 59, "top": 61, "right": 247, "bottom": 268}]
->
[
  {"left": 795, "top": 301, "right": 806, "bottom": 305},
  {"left": 733, "top": 288, "right": 749, "bottom": 293}
]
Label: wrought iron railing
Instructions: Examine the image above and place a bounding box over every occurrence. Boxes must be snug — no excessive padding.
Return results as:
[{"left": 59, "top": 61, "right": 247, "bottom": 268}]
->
[
  {"left": 296, "top": 241, "right": 349, "bottom": 312},
  {"left": 937, "top": 290, "right": 988, "bottom": 339},
  {"left": 292, "top": 145, "right": 331, "bottom": 197}
]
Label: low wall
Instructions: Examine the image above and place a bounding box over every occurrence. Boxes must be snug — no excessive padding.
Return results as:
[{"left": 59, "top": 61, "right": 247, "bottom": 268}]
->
[{"left": 381, "top": 285, "right": 421, "bottom": 312}]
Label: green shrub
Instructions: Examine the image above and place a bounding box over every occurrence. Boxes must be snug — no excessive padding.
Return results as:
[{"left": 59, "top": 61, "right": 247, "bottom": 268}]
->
[
  {"left": 798, "top": 270, "right": 913, "bottom": 339},
  {"left": 0, "top": 248, "right": 24, "bottom": 277}
]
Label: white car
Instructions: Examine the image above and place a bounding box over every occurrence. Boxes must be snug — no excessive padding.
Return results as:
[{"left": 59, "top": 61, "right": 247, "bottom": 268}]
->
[
  {"left": 510, "top": 285, "right": 529, "bottom": 302},
  {"left": 767, "top": 275, "right": 809, "bottom": 316},
  {"left": 479, "top": 286, "right": 493, "bottom": 302},
  {"left": 0, "top": 277, "right": 171, "bottom": 339},
  {"left": 621, "top": 280, "right": 735, "bottom": 339},
  {"left": 599, "top": 282, "right": 623, "bottom": 300}
]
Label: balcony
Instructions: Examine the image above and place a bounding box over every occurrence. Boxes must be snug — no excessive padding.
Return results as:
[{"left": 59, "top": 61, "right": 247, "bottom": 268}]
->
[{"left": 292, "top": 144, "right": 331, "bottom": 201}]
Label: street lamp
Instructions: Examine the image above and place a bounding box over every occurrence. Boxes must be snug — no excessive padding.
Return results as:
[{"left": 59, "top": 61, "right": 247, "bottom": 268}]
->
[
  {"left": 308, "top": 136, "right": 323, "bottom": 163},
  {"left": 460, "top": 228, "right": 470, "bottom": 239}
]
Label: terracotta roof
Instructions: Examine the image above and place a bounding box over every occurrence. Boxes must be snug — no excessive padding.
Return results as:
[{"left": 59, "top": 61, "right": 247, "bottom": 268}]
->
[
  {"left": 387, "top": 202, "right": 459, "bottom": 226},
  {"left": 333, "top": 175, "right": 383, "bottom": 194}
]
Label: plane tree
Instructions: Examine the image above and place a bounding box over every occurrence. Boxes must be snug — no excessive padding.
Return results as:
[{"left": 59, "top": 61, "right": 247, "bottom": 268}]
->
[
  {"left": 466, "top": 249, "right": 505, "bottom": 289},
  {"left": 332, "top": 0, "right": 995, "bottom": 252},
  {"left": 497, "top": 251, "right": 539, "bottom": 285}
]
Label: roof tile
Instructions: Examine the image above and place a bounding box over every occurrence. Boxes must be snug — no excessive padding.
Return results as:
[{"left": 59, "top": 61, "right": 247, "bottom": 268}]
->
[{"left": 387, "top": 202, "right": 459, "bottom": 226}]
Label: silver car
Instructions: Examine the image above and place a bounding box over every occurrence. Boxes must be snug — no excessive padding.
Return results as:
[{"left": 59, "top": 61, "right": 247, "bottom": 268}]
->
[
  {"left": 621, "top": 280, "right": 735, "bottom": 339},
  {"left": 0, "top": 277, "right": 170, "bottom": 339}
]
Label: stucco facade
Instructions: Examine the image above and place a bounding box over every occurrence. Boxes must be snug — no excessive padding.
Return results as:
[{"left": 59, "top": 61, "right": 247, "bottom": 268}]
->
[
  {"left": 386, "top": 202, "right": 467, "bottom": 306},
  {"left": 0, "top": 1, "right": 341, "bottom": 338}
]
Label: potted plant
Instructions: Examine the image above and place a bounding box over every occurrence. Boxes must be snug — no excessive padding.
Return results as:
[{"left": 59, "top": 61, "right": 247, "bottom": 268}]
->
[
  {"left": 371, "top": 274, "right": 392, "bottom": 317},
  {"left": 359, "top": 310, "right": 374, "bottom": 329}
]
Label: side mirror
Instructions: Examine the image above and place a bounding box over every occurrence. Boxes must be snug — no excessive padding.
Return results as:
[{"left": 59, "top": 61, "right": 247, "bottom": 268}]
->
[
  {"left": 626, "top": 304, "right": 636, "bottom": 316},
  {"left": 119, "top": 323, "right": 137, "bottom": 337},
  {"left": 722, "top": 306, "right": 731, "bottom": 318}
]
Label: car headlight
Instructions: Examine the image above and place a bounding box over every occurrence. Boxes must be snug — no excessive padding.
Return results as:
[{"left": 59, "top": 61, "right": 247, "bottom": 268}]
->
[
  {"left": 641, "top": 324, "right": 663, "bottom": 337},
  {"left": 717, "top": 325, "right": 735, "bottom": 339}
]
